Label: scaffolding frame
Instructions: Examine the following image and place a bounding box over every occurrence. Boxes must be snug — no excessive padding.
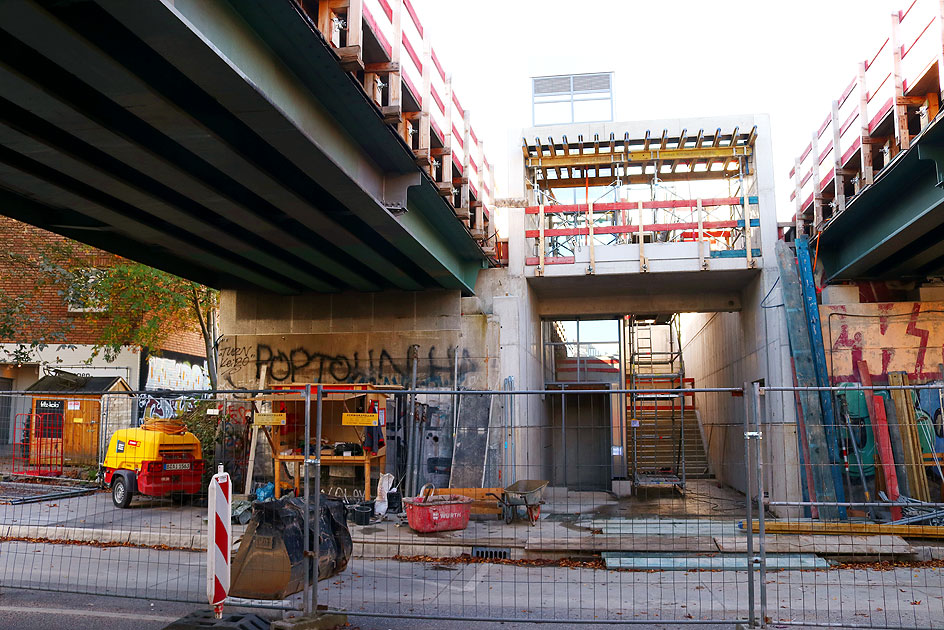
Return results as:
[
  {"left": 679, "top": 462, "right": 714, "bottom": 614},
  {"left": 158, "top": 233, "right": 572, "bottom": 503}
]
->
[{"left": 627, "top": 314, "right": 687, "bottom": 494}]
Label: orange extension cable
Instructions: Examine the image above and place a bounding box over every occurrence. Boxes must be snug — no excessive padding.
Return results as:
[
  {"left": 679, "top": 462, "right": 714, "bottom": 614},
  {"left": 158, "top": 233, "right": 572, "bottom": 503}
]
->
[{"left": 141, "top": 418, "right": 188, "bottom": 435}]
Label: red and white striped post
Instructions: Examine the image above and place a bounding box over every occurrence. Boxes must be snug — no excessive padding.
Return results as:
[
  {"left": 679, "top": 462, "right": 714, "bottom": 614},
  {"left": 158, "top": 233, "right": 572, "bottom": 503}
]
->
[{"left": 207, "top": 463, "right": 231, "bottom": 618}]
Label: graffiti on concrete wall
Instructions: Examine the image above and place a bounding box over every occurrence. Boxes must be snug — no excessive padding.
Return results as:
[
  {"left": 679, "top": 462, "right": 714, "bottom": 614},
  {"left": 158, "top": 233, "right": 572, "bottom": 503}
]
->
[
  {"left": 145, "top": 355, "right": 209, "bottom": 391},
  {"left": 822, "top": 302, "right": 944, "bottom": 457},
  {"left": 137, "top": 394, "right": 253, "bottom": 425},
  {"left": 822, "top": 302, "right": 944, "bottom": 382},
  {"left": 138, "top": 393, "right": 197, "bottom": 419},
  {"left": 219, "top": 341, "right": 478, "bottom": 387}
]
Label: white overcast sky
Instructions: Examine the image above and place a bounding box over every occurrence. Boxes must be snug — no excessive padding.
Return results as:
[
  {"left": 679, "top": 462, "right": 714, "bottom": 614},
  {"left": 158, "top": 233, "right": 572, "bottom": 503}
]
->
[{"left": 412, "top": 0, "right": 903, "bottom": 219}]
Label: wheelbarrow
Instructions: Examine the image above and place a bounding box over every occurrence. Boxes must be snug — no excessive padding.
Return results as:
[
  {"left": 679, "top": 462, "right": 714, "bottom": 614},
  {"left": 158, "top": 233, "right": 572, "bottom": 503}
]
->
[{"left": 488, "top": 480, "right": 548, "bottom": 526}]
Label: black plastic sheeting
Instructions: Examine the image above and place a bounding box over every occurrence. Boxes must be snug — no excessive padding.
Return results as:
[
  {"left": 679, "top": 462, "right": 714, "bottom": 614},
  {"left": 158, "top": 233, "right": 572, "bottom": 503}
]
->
[{"left": 230, "top": 494, "right": 352, "bottom": 600}]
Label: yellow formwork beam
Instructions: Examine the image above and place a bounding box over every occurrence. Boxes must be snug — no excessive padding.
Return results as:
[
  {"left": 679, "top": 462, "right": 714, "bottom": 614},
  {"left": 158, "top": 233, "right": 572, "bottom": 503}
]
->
[
  {"left": 741, "top": 519, "right": 944, "bottom": 539},
  {"left": 539, "top": 170, "right": 737, "bottom": 189},
  {"left": 527, "top": 145, "right": 752, "bottom": 168}
]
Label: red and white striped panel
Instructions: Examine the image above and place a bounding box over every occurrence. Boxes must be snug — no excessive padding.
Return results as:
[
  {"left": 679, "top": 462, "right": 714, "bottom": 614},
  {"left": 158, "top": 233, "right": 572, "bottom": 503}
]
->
[
  {"left": 429, "top": 47, "right": 448, "bottom": 144},
  {"left": 400, "top": 0, "right": 424, "bottom": 106},
  {"left": 207, "top": 466, "right": 231, "bottom": 613},
  {"left": 899, "top": 0, "right": 938, "bottom": 92},
  {"left": 865, "top": 37, "right": 894, "bottom": 134}
]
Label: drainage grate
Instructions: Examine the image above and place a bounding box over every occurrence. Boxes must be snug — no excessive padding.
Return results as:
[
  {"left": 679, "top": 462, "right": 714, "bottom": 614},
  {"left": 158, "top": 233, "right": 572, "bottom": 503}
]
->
[{"left": 472, "top": 546, "right": 511, "bottom": 560}]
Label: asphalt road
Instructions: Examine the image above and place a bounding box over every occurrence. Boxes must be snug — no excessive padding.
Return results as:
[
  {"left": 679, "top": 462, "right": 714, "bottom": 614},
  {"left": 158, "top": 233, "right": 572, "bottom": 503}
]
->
[
  {"left": 0, "top": 588, "right": 730, "bottom": 630},
  {"left": 0, "top": 588, "right": 195, "bottom": 630},
  {"left": 1, "top": 540, "right": 942, "bottom": 629}
]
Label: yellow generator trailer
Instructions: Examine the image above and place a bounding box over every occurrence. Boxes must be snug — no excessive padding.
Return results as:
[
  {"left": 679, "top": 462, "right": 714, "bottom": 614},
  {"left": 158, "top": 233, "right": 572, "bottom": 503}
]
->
[{"left": 102, "top": 420, "right": 204, "bottom": 508}]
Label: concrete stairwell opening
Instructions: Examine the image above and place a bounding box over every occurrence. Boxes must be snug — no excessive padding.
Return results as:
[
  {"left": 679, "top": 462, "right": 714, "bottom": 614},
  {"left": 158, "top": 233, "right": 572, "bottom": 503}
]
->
[{"left": 626, "top": 314, "right": 711, "bottom": 495}]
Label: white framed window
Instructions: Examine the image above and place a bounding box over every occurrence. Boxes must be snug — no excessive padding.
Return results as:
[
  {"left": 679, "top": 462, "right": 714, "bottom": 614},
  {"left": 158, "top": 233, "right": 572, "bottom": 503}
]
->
[{"left": 532, "top": 72, "right": 614, "bottom": 126}]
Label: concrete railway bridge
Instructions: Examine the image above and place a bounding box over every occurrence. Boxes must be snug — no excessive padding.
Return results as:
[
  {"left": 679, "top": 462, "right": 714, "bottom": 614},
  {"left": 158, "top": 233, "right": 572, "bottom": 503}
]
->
[{"left": 0, "top": 0, "right": 794, "bottom": 500}]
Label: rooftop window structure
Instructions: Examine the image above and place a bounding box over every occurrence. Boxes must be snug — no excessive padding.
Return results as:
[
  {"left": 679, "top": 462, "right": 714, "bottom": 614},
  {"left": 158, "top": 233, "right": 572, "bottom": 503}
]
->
[{"left": 532, "top": 72, "right": 614, "bottom": 126}]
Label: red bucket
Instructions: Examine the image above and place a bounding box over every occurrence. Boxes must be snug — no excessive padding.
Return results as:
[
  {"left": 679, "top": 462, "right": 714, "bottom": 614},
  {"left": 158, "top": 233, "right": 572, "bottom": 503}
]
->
[{"left": 403, "top": 493, "right": 473, "bottom": 533}]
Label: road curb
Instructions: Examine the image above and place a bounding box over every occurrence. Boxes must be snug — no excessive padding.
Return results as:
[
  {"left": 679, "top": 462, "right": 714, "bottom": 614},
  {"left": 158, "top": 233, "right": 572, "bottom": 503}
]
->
[{"left": 1, "top": 524, "right": 208, "bottom": 550}]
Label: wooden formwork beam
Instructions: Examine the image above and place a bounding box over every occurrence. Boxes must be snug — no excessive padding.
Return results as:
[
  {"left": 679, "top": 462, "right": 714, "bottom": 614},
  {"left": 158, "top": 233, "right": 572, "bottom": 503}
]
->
[
  {"left": 831, "top": 99, "right": 846, "bottom": 216},
  {"left": 891, "top": 12, "right": 911, "bottom": 153},
  {"left": 526, "top": 145, "right": 751, "bottom": 169},
  {"left": 857, "top": 61, "right": 874, "bottom": 190},
  {"left": 460, "top": 110, "right": 471, "bottom": 228},
  {"left": 741, "top": 520, "right": 944, "bottom": 538},
  {"left": 810, "top": 131, "right": 824, "bottom": 229}
]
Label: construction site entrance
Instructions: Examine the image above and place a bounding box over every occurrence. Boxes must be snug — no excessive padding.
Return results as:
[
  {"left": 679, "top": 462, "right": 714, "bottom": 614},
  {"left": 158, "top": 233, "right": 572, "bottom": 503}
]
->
[{"left": 542, "top": 314, "right": 712, "bottom": 494}]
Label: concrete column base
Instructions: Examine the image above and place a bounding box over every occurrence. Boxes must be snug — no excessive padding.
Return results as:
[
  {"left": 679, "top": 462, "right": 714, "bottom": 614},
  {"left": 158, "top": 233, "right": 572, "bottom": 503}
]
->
[
  {"left": 611, "top": 479, "right": 633, "bottom": 497},
  {"left": 271, "top": 613, "right": 348, "bottom": 630}
]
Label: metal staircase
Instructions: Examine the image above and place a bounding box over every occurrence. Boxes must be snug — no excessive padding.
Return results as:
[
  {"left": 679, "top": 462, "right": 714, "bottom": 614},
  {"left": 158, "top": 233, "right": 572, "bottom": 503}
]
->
[{"left": 626, "top": 314, "right": 709, "bottom": 493}]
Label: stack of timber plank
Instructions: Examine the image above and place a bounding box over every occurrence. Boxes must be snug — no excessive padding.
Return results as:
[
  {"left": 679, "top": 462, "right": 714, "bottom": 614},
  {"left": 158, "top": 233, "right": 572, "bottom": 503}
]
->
[{"left": 887, "top": 373, "right": 931, "bottom": 502}]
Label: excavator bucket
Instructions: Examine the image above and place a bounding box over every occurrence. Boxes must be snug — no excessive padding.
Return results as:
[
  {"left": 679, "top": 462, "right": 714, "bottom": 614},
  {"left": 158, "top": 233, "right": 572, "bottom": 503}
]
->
[{"left": 230, "top": 494, "right": 352, "bottom": 600}]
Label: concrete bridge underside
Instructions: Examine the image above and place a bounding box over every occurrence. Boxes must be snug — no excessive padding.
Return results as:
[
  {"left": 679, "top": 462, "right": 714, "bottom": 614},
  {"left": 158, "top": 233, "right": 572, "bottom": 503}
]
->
[
  {"left": 530, "top": 268, "right": 755, "bottom": 317},
  {"left": 0, "top": 0, "right": 485, "bottom": 294}
]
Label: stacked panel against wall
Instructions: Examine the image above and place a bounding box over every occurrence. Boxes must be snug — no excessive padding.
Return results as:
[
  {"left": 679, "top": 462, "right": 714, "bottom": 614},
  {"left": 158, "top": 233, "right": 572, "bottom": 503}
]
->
[
  {"left": 303, "top": 0, "right": 497, "bottom": 254},
  {"left": 790, "top": 0, "right": 944, "bottom": 235}
]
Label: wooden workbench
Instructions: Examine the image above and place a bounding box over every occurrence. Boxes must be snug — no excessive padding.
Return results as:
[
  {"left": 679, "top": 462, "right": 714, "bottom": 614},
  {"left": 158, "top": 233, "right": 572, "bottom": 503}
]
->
[
  {"left": 264, "top": 383, "right": 393, "bottom": 500},
  {"left": 275, "top": 451, "right": 386, "bottom": 500}
]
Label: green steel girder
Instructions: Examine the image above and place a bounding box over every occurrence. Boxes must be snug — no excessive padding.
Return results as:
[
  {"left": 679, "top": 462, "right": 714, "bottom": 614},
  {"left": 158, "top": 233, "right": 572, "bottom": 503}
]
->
[
  {"left": 220, "top": 0, "right": 487, "bottom": 289},
  {"left": 0, "top": 0, "right": 486, "bottom": 294},
  {"left": 817, "top": 115, "right": 944, "bottom": 282},
  {"left": 119, "top": 0, "right": 485, "bottom": 291}
]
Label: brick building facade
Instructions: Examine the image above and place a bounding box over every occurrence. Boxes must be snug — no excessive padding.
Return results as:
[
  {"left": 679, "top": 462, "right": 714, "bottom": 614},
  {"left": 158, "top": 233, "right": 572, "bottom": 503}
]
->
[{"left": 0, "top": 217, "right": 209, "bottom": 445}]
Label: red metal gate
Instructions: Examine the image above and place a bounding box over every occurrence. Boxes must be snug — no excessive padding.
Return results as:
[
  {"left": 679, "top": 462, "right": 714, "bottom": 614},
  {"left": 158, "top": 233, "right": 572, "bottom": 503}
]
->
[{"left": 12, "top": 412, "right": 64, "bottom": 476}]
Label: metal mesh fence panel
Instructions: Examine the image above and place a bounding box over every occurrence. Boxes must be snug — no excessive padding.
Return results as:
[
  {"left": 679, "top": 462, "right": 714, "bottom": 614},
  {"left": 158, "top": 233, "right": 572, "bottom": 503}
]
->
[
  {"left": 0, "top": 390, "right": 293, "bottom": 610},
  {"left": 758, "top": 383, "right": 944, "bottom": 629},
  {"left": 0, "top": 383, "right": 941, "bottom": 627},
  {"left": 316, "top": 386, "right": 757, "bottom": 625}
]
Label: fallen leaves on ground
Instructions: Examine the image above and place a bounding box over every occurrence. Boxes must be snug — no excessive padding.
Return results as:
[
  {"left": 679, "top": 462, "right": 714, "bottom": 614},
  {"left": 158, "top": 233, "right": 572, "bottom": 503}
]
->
[
  {"left": 829, "top": 560, "right": 944, "bottom": 571},
  {"left": 0, "top": 535, "right": 193, "bottom": 552},
  {"left": 394, "top": 553, "right": 607, "bottom": 570}
]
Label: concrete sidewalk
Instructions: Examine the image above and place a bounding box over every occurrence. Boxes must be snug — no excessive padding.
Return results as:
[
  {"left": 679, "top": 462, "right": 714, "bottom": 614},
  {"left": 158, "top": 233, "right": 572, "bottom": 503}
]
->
[
  {"left": 0, "top": 480, "right": 750, "bottom": 554},
  {"left": 3, "top": 538, "right": 942, "bottom": 628},
  {"left": 1, "top": 479, "right": 937, "bottom": 563}
]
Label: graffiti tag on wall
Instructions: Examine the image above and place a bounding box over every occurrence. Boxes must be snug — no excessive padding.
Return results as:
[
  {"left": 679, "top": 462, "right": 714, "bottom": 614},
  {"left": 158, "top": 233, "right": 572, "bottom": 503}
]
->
[
  {"left": 145, "top": 355, "right": 209, "bottom": 391},
  {"left": 138, "top": 393, "right": 198, "bottom": 420},
  {"left": 822, "top": 302, "right": 944, "bottom": 382},
  {"left": 219, "top": 339, "right": 478, "bottom": 387}
]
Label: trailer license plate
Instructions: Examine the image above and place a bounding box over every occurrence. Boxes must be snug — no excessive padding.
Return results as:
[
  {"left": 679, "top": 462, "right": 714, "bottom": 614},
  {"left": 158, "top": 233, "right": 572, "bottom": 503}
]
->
[{"left": 164, "top": 463, "right": 190, "bottom": 471}]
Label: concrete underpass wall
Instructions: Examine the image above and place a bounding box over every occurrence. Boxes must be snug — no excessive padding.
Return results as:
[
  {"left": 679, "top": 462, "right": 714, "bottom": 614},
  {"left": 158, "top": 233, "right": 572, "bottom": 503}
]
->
[
  {"left": 477, "top": 268, "right": 550, "bottom": 485},
  {"left": 218, "top": 284, "right": 505, "bottom": 489},
  {"left": 218, "top": 287, "right": 500, "bottom": 390},
  {"left": 680, "top": 269, "right": 800, "bottom": 506},
  {"left": 677, "top": 115, "right": 800, "bottom": 506},
  {"left": 218, "top": 273, "right": 551, "bottom": 488}
]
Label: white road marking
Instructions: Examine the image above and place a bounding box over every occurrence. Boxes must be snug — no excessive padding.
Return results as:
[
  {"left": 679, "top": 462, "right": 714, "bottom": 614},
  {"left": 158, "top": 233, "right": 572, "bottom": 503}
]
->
[
  {"left": 0, "top": 605, "right": 177, "bottom": 622},
  {"left": 457, "top": 562, "right": 490, "bottom": 592}
]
